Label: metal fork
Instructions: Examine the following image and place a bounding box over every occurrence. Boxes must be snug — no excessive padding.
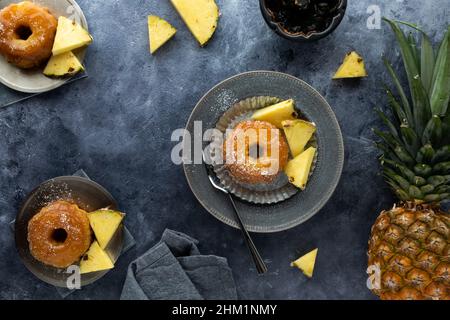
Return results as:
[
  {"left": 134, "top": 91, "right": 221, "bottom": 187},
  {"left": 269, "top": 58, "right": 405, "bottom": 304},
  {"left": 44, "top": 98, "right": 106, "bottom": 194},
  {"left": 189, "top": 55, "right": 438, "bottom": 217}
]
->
[{"left": 202, "top": 152, "right": 268, "bottom": 274}]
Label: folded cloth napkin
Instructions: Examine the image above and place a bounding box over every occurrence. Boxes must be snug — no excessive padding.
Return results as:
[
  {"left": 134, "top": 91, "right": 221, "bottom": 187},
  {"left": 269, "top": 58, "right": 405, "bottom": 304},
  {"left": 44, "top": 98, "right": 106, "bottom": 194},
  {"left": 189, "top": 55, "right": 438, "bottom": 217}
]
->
[{"left": 120, "top": 229, "right": 238, "bottom": 300}]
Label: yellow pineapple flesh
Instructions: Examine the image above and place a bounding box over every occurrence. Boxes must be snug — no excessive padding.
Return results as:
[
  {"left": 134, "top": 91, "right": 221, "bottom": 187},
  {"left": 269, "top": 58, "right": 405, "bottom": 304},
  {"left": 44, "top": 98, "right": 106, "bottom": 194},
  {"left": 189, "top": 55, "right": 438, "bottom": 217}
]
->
[
  {"left": 148, "top": 15, "right": 177, "bottom": 54},
  {"left": 170, "top": 0, "right": 219, "bottom": 46},
  {"left": 43, "top": 51, "right": 84, "bottom": 78},
  {"left": 251, "top": 99, "right": 297, "bottom": 129},
  {"left": 282, "top": 119, "right": 316, "bottom": 157},
  {"left": 80, "top": 241, "right": 114, "bottom": 274},
  {"left": 291, "top": 248, "right": 318, "bottom": 278},
  {"left": 88, "top": 209, "right": 124, "bottom": 249},
  {"left": 284, "top": 147, "right": 316, "bottom": 190},
  {"left": 333, "top": 51, "right": 367, "bottom": 79},
  {"left": 52, "top": 16, "right": 93, "bottom": 56}
]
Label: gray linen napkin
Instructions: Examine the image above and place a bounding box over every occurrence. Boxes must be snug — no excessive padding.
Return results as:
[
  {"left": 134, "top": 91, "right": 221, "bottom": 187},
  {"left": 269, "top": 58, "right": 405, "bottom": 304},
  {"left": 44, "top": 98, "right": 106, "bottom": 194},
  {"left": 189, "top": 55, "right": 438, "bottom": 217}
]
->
[{"left": 120, "top": 229, "right": 238, "bottom": 300}]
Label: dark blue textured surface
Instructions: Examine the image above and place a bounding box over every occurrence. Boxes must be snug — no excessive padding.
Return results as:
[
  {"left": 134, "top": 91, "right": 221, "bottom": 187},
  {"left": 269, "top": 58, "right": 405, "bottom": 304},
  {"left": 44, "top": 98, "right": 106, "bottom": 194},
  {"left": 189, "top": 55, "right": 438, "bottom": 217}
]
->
[{"left": 0, "top": 0, "right": 449, "bottom": 299}]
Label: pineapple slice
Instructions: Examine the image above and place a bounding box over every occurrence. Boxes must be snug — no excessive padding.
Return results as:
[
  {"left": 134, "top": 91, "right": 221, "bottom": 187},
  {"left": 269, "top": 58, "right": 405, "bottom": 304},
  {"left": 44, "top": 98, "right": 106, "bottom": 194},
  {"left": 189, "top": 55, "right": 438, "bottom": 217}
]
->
[
  {"left": 170, "top": 0, "right": 219, "bottom": 46},
  {"left": 80, "top": 241, "right": 114, "bottom": 274},
  {"left": 333, "top": 51, "right": 368, "bottom": 79},
  {"left": 251, "top": 99, "right": 297, "bottom": 129},
  {"left": 43, "top": 51, "right": 84, "bottom": 78},
  {"left": 284, "top": 147, "right": 316, "bottom": 190},
  {"left": 88, "top": 209, "right": 124, "bottom": 249},
  {"left": 148, "top": 15, "right": 177, "bottom": 54},
  {"left": 282, "top": 120, "right": 316, "bottom": 157},
  {"left": 291, "top": 248, "right": 318, "bottom": 278},
  {"left": 52, "top": 16, "right": 93, "bottom": 56}
]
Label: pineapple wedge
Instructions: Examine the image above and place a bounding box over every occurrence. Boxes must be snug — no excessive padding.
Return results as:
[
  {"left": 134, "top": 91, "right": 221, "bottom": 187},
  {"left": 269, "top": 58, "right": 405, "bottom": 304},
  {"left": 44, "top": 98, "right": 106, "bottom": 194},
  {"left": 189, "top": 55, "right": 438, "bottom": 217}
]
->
[
  {"left": 251, "top": 99, "right": 297, "bottom": 129},
  {"left": 284, "top": 147, "right": 316, "bottom": 190},
  {"left": 43, "top": 51, "right": 84, "bottom": 78},
  {"left": 291, "top": 248, "right": 318, "bottom": 278},
  {"left": 148, "top": 15, "right": 177, "bottom": 54},
  {"left": 88, "top": 209, "right": 124, "bottom": 249},
  {"left": 170, "top": 0, "right": 219, "bottom": 46},
  {"left": 80, "top": 241, "right": 114, "bottom": 274},
  {"left": 333, "top": 51, "right": 368, "bottom": 79},
  {"left": 282, "top": 120, "right": 316, "bottom": 157},
  {"left": 52, "top": 16, "right": 93, "bottom": 56}
]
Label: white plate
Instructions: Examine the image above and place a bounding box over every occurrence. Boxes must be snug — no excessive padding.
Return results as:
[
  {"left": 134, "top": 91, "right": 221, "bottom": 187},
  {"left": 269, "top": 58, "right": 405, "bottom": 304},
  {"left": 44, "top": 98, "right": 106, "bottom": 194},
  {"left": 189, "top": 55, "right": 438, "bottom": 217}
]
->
[{"left": 0, "top": 0, "right": 89, "bottom": 93}]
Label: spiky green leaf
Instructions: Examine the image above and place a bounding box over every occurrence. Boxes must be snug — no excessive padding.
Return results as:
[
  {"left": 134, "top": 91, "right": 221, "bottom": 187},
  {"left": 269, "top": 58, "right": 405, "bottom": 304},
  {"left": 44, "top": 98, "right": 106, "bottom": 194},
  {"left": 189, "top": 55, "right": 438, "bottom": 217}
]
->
[{"left": 430, "top": 26, "right": 450, "bottom": 116}]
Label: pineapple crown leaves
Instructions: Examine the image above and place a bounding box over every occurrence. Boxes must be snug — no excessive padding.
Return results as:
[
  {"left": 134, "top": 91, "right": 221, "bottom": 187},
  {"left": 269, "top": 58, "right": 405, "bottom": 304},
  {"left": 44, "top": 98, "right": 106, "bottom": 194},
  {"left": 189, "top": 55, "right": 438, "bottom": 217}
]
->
[{"left": 375, "top": 18, "right": 450, "bottom": 204}]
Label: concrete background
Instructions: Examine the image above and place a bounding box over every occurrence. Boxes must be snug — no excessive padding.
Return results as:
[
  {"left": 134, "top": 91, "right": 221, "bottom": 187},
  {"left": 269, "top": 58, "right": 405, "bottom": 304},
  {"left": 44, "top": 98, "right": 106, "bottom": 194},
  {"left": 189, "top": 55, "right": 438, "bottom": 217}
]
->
[{"left": 0, "top": 0, "right": 449, "bottom": 299}]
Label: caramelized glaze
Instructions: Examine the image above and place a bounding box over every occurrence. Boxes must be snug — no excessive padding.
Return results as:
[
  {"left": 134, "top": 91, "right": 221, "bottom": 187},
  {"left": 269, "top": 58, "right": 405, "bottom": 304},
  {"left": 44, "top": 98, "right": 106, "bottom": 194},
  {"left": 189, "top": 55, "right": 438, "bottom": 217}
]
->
[
  {"left": 0, "top": 1, "right": 57, "bottom": 69},
  {"left": 223, "top": 120, "right": 289, "bottom": 184},
  {"left": 28, "top": 200, "right": 92, "bottom": 268}
]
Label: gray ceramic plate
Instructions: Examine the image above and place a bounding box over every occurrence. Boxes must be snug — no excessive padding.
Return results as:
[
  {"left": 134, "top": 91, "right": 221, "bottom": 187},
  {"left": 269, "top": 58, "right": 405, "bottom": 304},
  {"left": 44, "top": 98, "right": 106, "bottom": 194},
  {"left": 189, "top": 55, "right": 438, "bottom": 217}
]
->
[
  {"left": 0, "top": 0, "right": 88, "bottom": 93},
  {"left": 15, "top": 176, "right": 123, "bottom": 288},
  {"left": 183, "top": 71, "right": 344, "bottom": 233}
]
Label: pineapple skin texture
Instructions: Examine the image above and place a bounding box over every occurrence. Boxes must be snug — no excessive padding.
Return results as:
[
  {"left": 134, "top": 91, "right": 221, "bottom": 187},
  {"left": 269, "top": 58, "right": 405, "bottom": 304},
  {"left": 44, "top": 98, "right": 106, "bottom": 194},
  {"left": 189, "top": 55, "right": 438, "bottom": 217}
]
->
[{"left": 368, "top": 203, "right": 449, "bottom": 300}]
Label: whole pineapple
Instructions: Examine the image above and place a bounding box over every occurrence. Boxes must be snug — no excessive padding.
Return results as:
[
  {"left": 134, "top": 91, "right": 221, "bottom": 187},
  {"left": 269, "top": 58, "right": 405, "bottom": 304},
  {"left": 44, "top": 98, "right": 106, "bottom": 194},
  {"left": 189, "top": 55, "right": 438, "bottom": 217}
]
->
[{"left": 368, "top": 19, "right": 450, "bottom": 300}]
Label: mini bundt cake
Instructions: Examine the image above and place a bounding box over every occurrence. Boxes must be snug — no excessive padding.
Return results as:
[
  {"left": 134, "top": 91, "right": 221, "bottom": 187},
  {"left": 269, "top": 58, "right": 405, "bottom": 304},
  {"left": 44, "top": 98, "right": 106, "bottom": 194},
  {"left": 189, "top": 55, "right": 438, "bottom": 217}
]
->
[
  {"left": 223, "top": 120, "right": 289, "bottom": 184},
  {"left": 28, "top": 200, "right": 92, "bottom": 268}
]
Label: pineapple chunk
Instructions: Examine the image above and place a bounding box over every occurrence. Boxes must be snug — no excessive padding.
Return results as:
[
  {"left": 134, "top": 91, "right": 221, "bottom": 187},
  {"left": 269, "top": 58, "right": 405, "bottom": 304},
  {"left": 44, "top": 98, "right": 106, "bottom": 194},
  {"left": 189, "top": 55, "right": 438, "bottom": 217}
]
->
[
  {"left": 282, "top": 120, "right": 316, "bottom": 157},
  {"left": 80, "top": 241, "right": 114, "bottom": 274},
  {"left": 88, "top": 210, "right": 124, "bottom": 249},
  {"left": 284, "top": 147, "right": 316, "bottom": 190},
  {"left": 148, "top": 15, "right": 177, "bottom": 54},
  {"left": 291, "top": 248, "right": 318, "bottom": 278},
  {"left": 251, "top": 99, "right": 297, "bottom": 129},
  {"left": 52, "top": 16, "right": 93, "bottom": 56},
  {"left": 333, "top": 51, "right": 368, "bottom": 79},
  {"left": 170, "top": 0, "right": 219, "bottom": 46},
  {"left": 43, "top": 51, "right": 84, "bottom": 78}
]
